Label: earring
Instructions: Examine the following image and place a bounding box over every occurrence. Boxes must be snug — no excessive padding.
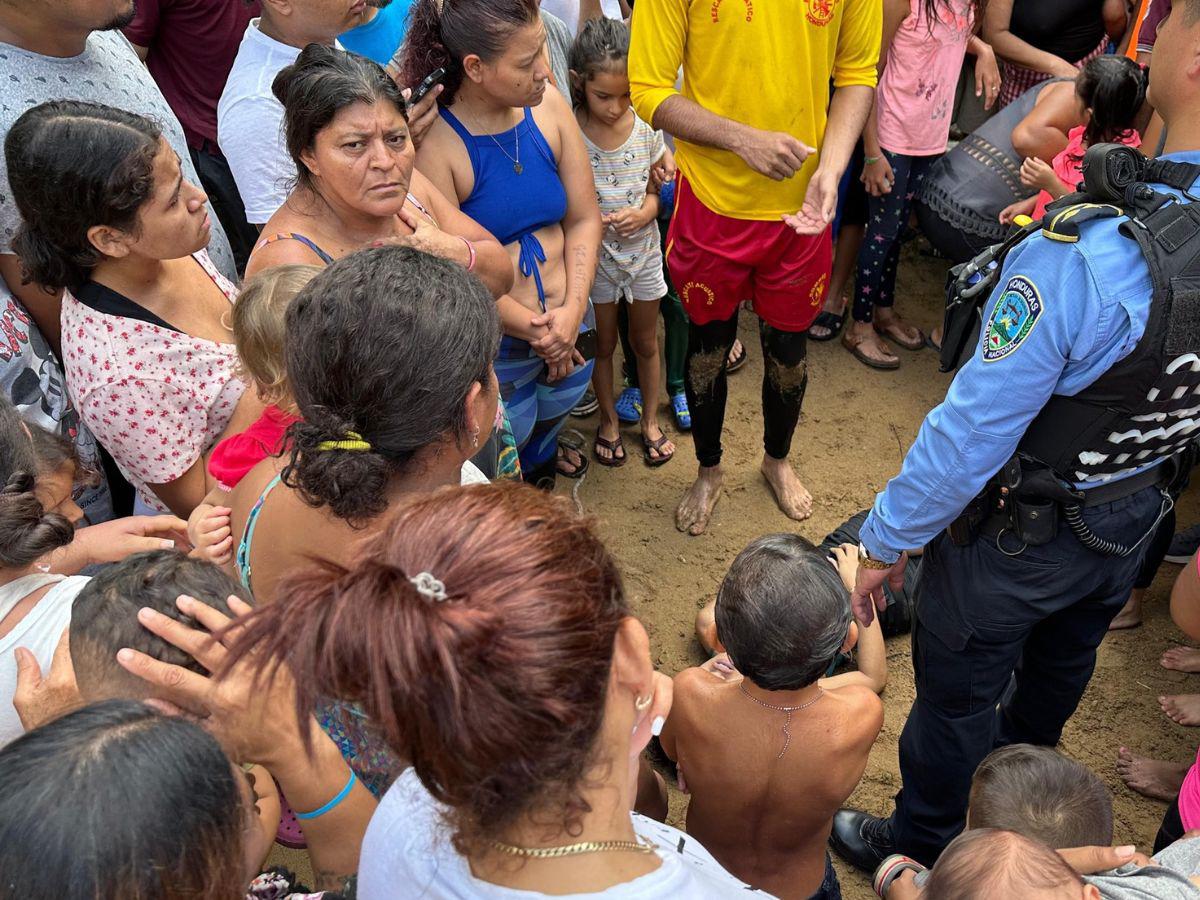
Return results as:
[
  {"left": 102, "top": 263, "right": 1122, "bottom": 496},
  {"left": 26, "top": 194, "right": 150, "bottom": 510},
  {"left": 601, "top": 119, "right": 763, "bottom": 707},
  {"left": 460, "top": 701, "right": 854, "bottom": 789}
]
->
[
  {"left": 470, "top": 427, "right": 480, "bottom": 448},
  {"left": 634, "top": 694, "right": 652, "bottom": 712}
]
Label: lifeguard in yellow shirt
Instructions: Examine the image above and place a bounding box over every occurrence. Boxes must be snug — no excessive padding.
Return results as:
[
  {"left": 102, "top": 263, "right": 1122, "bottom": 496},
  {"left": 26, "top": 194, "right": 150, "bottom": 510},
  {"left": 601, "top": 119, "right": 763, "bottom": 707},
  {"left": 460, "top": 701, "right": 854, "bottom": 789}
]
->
[{"left": 630, "top": 0, "right": 880, "bottom": 535}]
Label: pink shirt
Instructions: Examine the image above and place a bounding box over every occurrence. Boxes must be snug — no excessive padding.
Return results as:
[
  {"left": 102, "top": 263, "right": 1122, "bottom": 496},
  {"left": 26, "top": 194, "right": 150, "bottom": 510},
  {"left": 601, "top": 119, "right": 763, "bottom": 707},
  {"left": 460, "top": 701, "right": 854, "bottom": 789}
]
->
[
  {"left": 61, "top": 250, "right": 245, "bottom": 511},
  {"left": 1182, "top": 552, "right": 1200, "bottom": 830},
  {"left": 876, "top": 0, "right": 975, "bottom": 157},
  {"left": 1032, "top": 124, "right": 1142, "bottom": 219}
]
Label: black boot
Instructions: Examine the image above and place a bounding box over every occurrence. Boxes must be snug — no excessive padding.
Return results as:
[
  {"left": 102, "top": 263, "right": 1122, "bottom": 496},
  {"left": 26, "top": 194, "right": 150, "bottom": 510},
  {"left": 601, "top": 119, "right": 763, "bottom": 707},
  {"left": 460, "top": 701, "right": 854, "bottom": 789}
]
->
[{"left": 829, "top": 808, "right": 897, "bottom": 873}]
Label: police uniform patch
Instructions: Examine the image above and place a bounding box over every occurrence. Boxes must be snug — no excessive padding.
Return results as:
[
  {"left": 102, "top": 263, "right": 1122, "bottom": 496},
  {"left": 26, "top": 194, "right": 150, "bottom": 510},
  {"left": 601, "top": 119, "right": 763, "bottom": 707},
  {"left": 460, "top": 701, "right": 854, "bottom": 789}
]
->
[{"left": 983, "top": 276, "right": 1043, "bottom": 362}]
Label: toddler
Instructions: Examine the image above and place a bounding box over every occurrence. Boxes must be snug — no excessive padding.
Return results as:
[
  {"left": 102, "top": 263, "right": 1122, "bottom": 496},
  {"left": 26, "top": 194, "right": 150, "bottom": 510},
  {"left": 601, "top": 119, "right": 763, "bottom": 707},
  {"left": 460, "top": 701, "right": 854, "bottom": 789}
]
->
[
  {"left": 187, "top": 265, "right": 316, "bottom": 563},
  {"left": 571, "top": 18, "right": 676, "bottom": 468}
]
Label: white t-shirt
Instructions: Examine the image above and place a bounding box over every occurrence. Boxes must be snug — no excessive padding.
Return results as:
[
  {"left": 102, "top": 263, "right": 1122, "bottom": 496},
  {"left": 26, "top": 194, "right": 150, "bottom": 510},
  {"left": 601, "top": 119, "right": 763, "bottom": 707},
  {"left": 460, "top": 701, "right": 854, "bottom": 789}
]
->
[
  {"left": 539, "top": 0, "right": 623, "bottom": 35},
  {"left": 358, "top": 769, "right": 771, "bottom": 899},
  {"left": 218, "top": 22, "right": 343, "bottom": 224},
  {"left": 0, "top": 573, "right": 90, "bottom": 746}
]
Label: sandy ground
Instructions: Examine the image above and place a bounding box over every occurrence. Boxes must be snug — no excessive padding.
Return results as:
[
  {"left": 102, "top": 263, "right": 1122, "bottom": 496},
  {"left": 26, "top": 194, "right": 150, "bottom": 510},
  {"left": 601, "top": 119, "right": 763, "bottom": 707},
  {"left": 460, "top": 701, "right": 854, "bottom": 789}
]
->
[
  {"left": 572, "top": 240, "right": 1200, "bottom": 899},
  {"left": 273, "top": 240, "right": 1200, "bottom": 898}
]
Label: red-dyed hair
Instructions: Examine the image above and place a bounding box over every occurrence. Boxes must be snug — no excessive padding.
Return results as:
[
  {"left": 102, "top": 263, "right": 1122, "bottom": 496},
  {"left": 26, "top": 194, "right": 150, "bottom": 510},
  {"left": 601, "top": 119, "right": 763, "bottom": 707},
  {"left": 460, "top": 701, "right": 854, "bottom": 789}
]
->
[{"left": 227, "top": 482, "right": 629, "bottom": 852}]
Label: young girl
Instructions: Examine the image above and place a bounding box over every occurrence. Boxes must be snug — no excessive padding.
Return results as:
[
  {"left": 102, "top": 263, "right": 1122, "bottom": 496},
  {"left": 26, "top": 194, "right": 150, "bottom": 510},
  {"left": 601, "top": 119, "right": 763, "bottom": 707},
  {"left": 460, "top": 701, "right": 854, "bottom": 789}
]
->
[
  {"left": 847, "top": 0, "right": 999, "bottom": 370},
  {"left": 187, "top": 266, "right": 316, "bottom": 565},
  {"left": 571, "top": 18, "right": 676, "bottom": 467},
  {"left": 1002, "top": 55, "right": 1148, "bottom": 222},
  {"left": 0, "top": 396, "right": 186, "bottom": 744}
]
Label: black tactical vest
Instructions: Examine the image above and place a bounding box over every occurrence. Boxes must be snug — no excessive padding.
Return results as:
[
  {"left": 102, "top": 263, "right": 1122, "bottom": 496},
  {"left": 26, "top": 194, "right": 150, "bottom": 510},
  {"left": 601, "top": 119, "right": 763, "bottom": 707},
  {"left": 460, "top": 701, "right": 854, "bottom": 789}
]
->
[{"left": 1019, "top": 179, "right": 1200, "bottom": 482}]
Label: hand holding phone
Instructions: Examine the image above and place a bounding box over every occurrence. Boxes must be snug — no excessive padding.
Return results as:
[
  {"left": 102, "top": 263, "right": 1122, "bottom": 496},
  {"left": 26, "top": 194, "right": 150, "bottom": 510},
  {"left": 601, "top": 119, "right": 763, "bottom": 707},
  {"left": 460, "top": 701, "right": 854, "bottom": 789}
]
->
[{"left": 409, "top": 67, "right": 446, "bottom": 107}]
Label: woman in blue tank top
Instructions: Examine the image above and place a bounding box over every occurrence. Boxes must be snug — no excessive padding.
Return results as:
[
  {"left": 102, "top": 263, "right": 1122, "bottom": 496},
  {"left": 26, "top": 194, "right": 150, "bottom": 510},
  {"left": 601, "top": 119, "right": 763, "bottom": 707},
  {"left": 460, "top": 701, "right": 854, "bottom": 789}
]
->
[{"left": 401, "top": 0, "right": 604, "bottom": 486}]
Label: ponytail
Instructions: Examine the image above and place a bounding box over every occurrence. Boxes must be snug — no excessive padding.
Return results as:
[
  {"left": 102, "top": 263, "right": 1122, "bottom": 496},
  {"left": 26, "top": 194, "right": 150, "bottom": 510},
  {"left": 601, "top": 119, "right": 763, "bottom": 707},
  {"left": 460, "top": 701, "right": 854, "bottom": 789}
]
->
[{"left": 225, "top": 483, "right": 629, "bottom": 856}]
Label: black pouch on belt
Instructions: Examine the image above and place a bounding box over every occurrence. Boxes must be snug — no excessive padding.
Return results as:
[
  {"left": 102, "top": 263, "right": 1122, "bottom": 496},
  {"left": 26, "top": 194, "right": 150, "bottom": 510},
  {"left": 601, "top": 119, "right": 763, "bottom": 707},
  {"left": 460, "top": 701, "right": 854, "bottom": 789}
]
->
[{"left": 1012, "top": 496, "right": 1058, "bottom": 546}]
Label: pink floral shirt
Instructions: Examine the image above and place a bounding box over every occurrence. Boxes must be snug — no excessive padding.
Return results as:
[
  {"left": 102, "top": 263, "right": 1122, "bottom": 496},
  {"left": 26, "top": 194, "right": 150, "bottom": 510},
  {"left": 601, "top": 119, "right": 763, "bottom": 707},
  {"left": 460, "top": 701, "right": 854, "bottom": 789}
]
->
[{"left": 61, "top": 250, "right": 245, "bottom": 511}]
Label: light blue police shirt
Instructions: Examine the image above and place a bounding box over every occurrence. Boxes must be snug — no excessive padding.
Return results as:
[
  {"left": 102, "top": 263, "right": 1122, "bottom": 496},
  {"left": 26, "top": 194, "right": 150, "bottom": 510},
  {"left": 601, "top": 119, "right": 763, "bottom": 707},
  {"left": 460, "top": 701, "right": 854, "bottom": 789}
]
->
[{"left": 859, "top": 151, "right": 1200, "bottom": 564}]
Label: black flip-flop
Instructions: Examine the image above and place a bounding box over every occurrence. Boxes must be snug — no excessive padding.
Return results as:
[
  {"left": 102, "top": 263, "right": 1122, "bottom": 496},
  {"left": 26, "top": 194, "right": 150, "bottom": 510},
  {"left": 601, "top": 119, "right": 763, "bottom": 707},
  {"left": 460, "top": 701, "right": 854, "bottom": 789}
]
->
[
  {"left": 593, "top": 432, "right": 627, "bottom": 468},
  {"left": 925, "top": 331, "right": 943, "bottom": 352},
  {"left": 809, "top": 309, "right": 848, "bottom": 342},
  {"left": 556, "top": 438, "right": 591, "bottom": 478},
  {"left": 727, "top": 340, "right": 748, "bottom": 373}
]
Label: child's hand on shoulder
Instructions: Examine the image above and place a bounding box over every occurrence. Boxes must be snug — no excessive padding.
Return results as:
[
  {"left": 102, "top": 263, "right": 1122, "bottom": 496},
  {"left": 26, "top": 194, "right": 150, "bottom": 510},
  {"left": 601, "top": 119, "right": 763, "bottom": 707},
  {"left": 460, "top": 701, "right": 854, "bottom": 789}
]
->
[
  {"left": 832, "top": 543, "right": 860, "bottom": 592},
  {"left": 187, "top": 503, "right": 234, "bottom": 566}
]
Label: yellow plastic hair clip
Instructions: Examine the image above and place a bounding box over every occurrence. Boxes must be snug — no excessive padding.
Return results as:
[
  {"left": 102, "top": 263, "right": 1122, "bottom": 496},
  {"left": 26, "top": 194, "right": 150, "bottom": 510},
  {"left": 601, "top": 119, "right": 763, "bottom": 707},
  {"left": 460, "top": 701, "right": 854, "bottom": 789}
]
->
[{"left": 317, "top": 431, "right": 372, "bottom": 452}]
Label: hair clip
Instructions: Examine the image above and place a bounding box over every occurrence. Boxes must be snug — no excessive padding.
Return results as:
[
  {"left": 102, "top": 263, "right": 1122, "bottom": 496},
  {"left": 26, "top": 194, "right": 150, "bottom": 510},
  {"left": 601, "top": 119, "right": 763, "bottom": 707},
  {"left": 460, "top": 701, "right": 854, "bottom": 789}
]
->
[
  {"left": 317, "top": 431, "right": 372, "bottom": 452},
  {"left": 409, "top": 571, "right": 449, "bottom": 602}
]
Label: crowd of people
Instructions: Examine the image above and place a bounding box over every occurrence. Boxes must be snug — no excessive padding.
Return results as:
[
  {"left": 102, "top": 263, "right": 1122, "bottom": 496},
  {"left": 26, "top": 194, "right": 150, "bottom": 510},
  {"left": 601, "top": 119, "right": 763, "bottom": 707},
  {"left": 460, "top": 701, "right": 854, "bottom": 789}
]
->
[{"left": 4, "top": 0, "right": 1200, "bottom": 898}]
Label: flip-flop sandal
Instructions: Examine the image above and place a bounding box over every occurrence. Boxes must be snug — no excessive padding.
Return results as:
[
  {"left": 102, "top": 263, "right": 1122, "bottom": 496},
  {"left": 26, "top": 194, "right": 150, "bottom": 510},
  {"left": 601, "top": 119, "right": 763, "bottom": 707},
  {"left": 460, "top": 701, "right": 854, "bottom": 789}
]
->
[
  {"left": 615, "top": 386, "right": 643, "bottom": 425},
  {"left": 843, "top": 334, "right": 900, "bottom": 371},
  {"left": 643, "top": 432, "right": 675, "bottom": 467},
  {"left": 593, "top": 432, "right": 627, "bottom": 467},
  {"left": 726, "top": 340, "right": 748, "bottom": 373},
  {"left": 874, "top": 321, "right": 926, "bottom": 351},
  {"left": 809, "top": 309, "right": 848, "bottom": 342},
  {"left": 873, "top": 855, "right": 927, "bottom": 898},
  {"left": 925, "top": 331, "right": 942, "bottom": 352},
  {"left": 556, "top": 437, "right": 591, "bottom": 478},
  {"left": 671, "top": 391, "right": 691, "bottom": 430}
]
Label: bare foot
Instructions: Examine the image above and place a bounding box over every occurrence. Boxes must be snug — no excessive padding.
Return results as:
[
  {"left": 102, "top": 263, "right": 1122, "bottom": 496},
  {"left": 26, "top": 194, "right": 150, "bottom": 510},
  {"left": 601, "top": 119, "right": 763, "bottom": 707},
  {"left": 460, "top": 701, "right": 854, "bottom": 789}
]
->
[
  {"left": 1116, "top": 746, "right": 1188, "bottom": 801},
  {"left": 843, "top": 325, "right": 900, "bottom": 370},
  {"left": 1160, "top": 693, "right": 1200, "bottom": 726},
  {"left": 676, "top": 466, "right": 723, "bottom": 536},
  {"left": 1108, "top": 594, "right": 1142, "bottom": 631},
  {"left": 1162, "top": 646, "right": 1200, "bottom": 674},
  {"left": 761, "top": 455, "right": 813, "bottom": 521}
]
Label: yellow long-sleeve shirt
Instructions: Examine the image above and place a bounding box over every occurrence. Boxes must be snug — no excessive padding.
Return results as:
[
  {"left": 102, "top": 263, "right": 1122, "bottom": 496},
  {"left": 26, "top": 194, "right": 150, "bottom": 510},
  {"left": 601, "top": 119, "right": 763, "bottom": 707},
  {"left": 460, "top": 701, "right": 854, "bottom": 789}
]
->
[{"left": 630, "top": 0, "right": 881, "bottom": 221}]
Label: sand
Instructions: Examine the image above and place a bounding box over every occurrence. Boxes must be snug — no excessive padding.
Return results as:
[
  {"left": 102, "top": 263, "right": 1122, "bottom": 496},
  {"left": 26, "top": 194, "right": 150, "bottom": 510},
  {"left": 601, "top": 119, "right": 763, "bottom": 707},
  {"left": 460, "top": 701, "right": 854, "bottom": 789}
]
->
[{"left": 572, "top": 240, "right": 1200, "bottom": 899}]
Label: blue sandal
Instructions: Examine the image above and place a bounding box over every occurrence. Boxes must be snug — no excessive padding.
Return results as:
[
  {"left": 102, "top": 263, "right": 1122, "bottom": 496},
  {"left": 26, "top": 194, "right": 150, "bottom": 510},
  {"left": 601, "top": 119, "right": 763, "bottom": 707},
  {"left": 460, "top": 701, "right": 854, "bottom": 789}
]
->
[
  {"left": 615, "top": 387, "right": 643, "bottom": 425},
  {"left": 671, "top": 391, "right": 691, "bottom": 430}
]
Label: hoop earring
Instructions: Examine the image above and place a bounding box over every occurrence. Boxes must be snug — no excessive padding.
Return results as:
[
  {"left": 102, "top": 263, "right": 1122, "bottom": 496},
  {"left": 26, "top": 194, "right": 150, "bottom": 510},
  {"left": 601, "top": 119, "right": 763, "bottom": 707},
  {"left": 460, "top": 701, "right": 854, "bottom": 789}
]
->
[{"left": 634, "top": 694, "right": 652, "bottom": 712}]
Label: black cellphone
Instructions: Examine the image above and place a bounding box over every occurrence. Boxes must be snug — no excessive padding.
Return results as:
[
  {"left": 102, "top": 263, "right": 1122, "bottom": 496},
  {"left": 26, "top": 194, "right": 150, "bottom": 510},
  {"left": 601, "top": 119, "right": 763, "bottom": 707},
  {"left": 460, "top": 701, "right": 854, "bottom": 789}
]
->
[
  {"left": 576, "top": 328, "right": 598, "bottom": 361},
  {"left": 409, "top": 67, "right": 446, "bottom": 106}
]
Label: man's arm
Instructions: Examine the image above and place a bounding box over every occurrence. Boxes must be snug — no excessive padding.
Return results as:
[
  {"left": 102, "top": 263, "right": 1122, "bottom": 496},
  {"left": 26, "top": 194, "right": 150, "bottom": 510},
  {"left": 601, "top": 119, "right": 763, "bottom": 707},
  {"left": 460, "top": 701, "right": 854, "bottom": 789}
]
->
[
  {"left": 0, "top": 255, "right": 62, "bottom": 356},
  {"left": 628, "top": 0, "right": 812, "bottom": 181}
]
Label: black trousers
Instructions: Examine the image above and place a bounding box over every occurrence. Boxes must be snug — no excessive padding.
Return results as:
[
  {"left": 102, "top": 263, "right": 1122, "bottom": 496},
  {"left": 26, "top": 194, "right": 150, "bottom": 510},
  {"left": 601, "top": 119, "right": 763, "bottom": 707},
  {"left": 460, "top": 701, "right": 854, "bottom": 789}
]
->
[
  {"left": 1155, "top": 796, "right": 1185, "bottom": 855},
  {"left": 890, "top": 486, "right": 1167, "bottom": 865},
  {"left": 684, "top": 310, "right": 808, "bottom": 468},
  {"left": 190, "top": 143, "right": 259, "bottom": 276}
]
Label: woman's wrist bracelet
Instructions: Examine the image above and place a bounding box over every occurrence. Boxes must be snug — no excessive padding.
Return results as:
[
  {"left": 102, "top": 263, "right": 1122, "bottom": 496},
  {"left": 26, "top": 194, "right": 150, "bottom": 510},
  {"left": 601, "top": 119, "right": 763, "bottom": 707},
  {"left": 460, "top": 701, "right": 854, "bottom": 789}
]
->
[
  {"left": 294, "top": 771, "right": 357, "bottom": 821},
  {"left": 864, "top": 155, "right": 881, "bottom": 166},
  {"left": 459, "top": 236, "right": 476, "bottom": 272}
]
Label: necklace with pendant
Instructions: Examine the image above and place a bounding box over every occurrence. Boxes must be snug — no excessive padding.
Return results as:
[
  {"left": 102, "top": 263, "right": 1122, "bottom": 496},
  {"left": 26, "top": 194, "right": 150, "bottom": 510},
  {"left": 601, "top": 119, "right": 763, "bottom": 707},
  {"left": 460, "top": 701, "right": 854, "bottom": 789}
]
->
[
  {"left": 461, "top": 105, "right": 523, "bottom": 175},
  {"left": 739, "top": 683, "right": 824, "bottom": 759}
]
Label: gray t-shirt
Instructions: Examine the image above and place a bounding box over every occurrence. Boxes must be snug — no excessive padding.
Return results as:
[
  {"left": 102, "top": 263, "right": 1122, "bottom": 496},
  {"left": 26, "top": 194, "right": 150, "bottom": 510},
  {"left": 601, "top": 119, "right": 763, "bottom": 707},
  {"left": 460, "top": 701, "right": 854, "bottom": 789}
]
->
[
  {"left": 541, "top": 9, "right": 573, "bottom": 103},
  {"left": 1085, "top": 839, "right": 1200, "bottom": 900},
  {"left": 0, "top": 28, "right": 235, "bottom": 276}
]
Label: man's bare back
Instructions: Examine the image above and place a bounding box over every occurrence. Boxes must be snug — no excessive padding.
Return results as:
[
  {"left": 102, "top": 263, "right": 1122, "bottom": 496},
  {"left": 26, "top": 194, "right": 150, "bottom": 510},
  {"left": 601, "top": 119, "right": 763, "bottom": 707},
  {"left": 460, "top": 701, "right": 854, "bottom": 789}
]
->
[{"left": 662, "top": 667, "right": 883, "bottom": 899}]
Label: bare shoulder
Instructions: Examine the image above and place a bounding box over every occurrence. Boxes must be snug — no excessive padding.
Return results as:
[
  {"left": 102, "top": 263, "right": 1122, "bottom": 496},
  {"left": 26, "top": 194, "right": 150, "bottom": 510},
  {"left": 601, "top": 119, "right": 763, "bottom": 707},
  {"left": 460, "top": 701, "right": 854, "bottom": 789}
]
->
[
  {"left": 672, "top": 666, "right": 730, "bottom": 710},
  {"left": 532, "top": 89, "right": 575, "bottom": 149},
  {"left": 415, "top": 115, "right": 465, "bottom": 166},
  {"left": 243, "top": 232, "right": 325, "bottom": 278},
  {"left": 825, "top": 683, "right": 884, "bottom": 741}
]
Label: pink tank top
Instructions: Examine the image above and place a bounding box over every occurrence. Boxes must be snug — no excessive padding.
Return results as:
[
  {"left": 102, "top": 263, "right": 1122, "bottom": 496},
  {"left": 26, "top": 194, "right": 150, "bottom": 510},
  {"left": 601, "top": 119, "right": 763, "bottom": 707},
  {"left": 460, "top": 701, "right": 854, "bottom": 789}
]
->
[
  {"left": 876, "top": 0, "right": 975, "bottom": 157},
  {"left": 1180, "top": 553, "right": 1200, "bottom": 830}
]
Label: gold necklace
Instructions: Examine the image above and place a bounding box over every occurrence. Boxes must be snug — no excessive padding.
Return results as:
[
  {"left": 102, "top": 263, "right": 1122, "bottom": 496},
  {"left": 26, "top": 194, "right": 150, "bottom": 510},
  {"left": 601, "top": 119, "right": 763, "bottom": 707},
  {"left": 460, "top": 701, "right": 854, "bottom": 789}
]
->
[
  {"left": 492, "top": 836, "right": 658, "bottom": 859},
  {"left": 460, "top": 105, "right": 523, "bottom": 175},
  {"left": 739, "top": 683, "right": 824, "bottom": 760}
]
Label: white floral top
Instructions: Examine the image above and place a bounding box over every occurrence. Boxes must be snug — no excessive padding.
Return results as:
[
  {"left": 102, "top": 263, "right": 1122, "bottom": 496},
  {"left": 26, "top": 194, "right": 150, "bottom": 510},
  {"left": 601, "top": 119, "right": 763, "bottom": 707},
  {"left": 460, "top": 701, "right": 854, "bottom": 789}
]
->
[{"left": 61, "top": 250, "right": 245, "bottom": 511}]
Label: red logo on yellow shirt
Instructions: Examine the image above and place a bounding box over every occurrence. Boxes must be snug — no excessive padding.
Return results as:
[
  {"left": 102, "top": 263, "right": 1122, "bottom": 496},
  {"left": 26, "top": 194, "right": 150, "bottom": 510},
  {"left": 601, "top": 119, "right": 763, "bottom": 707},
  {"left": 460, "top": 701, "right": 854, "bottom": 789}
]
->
[
  {"left": 710, "top": 0, "right": 754, "bottom": 23},
  {"left": 805, "top": 0, "right": 838, "bottom": 26}
]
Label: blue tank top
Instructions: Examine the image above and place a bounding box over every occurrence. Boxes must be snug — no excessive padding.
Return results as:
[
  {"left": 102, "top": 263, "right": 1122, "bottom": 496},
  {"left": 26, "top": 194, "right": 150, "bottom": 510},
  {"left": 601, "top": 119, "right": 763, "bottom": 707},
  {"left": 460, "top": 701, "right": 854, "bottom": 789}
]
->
[{"left": 440, "top": 106, "right": 567, "bottom": 308}]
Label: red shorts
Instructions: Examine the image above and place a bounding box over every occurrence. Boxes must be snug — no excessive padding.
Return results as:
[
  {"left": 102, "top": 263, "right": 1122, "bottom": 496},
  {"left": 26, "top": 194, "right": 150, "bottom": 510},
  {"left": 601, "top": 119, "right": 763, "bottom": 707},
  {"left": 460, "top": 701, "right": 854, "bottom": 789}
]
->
[{"left": 665, "top": 175, "right": 832, "bottom": 332}]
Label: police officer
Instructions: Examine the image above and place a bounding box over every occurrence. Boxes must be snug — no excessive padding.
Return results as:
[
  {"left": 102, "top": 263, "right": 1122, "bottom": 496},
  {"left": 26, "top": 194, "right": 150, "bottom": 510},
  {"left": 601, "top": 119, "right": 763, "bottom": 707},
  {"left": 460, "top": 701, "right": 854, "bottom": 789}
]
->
[{"left": 830, "top": 2, "right": 1200, "bottom": 873}]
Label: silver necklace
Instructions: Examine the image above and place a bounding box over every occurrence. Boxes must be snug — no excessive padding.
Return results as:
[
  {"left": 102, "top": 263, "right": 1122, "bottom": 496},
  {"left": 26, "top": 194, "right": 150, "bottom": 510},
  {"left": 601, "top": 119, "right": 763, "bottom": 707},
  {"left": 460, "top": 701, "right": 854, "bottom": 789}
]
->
[
  {"left": 739, "top": 683, "right": 824, "bottom": 759},
  {"left": 461, "top": 106, "right": 522, "bottom": 175}
]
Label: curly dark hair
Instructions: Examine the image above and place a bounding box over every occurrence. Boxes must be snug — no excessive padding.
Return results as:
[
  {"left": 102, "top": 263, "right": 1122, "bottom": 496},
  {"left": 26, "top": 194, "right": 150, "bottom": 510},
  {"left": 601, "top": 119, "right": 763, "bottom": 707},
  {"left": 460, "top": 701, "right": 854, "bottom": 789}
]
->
[
  {"left": 281, "top": 245, "right": 499, "bottom": 525},
  {"left": 4, "top": 101, "right": 162, "bottom": 291},
  {"left": 0, "top": 397, "right": 77, "bottom": 568}
]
